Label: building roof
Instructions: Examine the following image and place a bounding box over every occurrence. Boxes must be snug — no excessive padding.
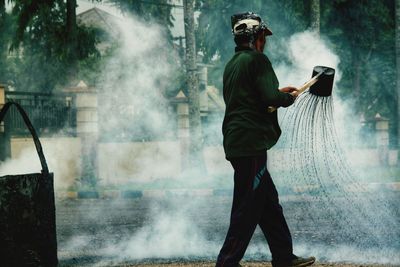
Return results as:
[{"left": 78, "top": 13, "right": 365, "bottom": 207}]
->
[{"left": 77, "top": 7, "right": 121, "bottom": 39}]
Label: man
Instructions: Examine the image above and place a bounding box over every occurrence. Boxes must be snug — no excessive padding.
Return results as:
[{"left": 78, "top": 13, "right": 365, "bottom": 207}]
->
[{"left": 216, "top": 12, "right": 316, "bottom": 267}]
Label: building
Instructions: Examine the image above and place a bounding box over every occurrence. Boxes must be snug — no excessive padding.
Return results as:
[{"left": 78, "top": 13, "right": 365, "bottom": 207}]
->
[{"left": 77, "top": 7, "right": 122, "bottom": 54}]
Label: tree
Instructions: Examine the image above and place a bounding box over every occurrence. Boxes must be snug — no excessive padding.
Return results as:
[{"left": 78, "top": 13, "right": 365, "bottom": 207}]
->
[
  {"left": 310, "top": 0, "right": 320, "bottom": 33},
  {"left": 5, "top": 0, "right": 100, "bottom": 91},
  {"left": 0, "top": 1, "right": 17, "bottom": 86},
  {"left": 324, "top": 0, "right": 395, "bottom": 119},
  {"left": 396, "top": 0, "right": 400, "bottom": 149},
  {"left": 196, "top": 0, "right": 308, "bottom": 88},
  {"left": 196, "top": 0, "right": 397, "bottom": 144},
  {"left": 184, "top": 0, "right": 204, "bottom": 171},
  {"left": 66, "top": 0, "right": 78, "bottom": 79}
]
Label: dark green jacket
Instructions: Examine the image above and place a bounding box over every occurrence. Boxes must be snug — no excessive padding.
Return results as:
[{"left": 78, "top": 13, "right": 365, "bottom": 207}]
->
[{"left": 222, "top": 46, "right": 294, "bottom": 159}]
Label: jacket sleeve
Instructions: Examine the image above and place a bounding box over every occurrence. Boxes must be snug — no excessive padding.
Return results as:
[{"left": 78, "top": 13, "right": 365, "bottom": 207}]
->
[{"left": 253, "top": 54, "right": 295, "bottom": 108}]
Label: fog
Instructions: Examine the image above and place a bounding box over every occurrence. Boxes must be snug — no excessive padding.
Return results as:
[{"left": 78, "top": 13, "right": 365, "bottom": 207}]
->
[{"left": 0, "top": 6, "right": 398, "bottom": 267}]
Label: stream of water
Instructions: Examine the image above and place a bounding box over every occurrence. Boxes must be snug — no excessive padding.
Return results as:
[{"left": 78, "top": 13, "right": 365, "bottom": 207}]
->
[{"left": 274, "top": 91, "right": 399, "bottom": 254}]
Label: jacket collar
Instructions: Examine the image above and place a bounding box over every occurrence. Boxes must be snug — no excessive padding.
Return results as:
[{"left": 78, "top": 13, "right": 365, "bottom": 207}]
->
[{"left": 235, "top": 46, "right": 254, "bottom": 52}]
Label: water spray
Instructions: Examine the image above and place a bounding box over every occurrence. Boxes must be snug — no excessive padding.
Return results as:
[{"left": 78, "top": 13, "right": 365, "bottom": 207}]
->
[
  {"left": 274, "top": 61, "right": 400, "bottom": 256},
  {"left": 267, "top": 65, "right": 335, "bottom": 113}
]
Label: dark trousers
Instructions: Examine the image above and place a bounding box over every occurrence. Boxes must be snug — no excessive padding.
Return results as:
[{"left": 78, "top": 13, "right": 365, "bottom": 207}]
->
[{"left": 216, "top": 152, "right": 295, "bottom": 267}]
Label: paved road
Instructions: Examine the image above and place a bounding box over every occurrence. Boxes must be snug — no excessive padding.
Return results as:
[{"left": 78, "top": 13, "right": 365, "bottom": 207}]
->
[
  {"left": 56, "top": 192, "right": 400, "bottom": 266},
  {"left": 123, "top": 263, "right": 395, "bottom": 267}
]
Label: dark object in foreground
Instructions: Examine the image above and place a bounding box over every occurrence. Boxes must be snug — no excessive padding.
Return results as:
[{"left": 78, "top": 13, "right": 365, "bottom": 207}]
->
[
  {"left": 266, "top": 65, "right": 335, "bottom": 113},
  {"left": 0, "top": 102, "right": 58, "bottom": 267},
  {"left": 309, "top": 66, "right": 335, "bottom": 97}
]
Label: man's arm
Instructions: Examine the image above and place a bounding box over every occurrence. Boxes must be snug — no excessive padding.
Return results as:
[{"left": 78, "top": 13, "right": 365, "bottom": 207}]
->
[{"left": 254, "top": 56, "right": 295, "bottom": 108}]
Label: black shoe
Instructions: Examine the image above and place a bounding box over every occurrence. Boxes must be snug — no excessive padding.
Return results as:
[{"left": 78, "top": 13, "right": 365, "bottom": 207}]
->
[{"left": 274, "top": 256, "right": 316, "bottom": 267}]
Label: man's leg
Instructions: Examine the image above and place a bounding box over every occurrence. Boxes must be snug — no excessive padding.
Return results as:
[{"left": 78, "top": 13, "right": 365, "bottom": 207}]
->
[
  {"left": 258, "top": 166, "right": 296, "bottom": 265},
  {"left": 258, "top": 159, "right": 316, "bottom": 267},
  {"left": 216, "top": 154, "right": 269, "bottom": 267}
]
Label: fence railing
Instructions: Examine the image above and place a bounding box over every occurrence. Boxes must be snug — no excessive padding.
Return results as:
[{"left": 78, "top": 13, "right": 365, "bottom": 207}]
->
[{"left": 4, "top": 91, "right": 77, "bottom": 137}]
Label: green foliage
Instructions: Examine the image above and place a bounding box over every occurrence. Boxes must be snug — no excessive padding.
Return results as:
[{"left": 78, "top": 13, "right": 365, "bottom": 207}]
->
[
  {"left": 10, "top": 0, "right": 57, "bottom": 49},
  {"left": 196, "top": 0, "right": 396, "bottom": 130},
  {"left": 196, "top": 0, "right": 309, "bottom": 61},
  {"left": 2, "top": 0, "right": 179, "bottom": 91},
  {"left": 2, "top": 0, "right": 397, "bottom": 143},
  {"left": 0, "top": 6, "right": 17, "bottom": 86},
  {"left": 0, "top": 0, "right": 101, "bottom": 91},
  {"left": 323, "top": 0, "right": 395, "bottom": 121},
  {"left": 196, "top": 0, "right": 309, "bottom": 88}
]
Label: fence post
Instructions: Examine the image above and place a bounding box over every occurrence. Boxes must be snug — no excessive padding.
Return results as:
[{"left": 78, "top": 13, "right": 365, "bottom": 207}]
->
[
  {"left": 175, "top": 90, "right": 189, "bottom": 171},
  {"left": 65, "top": 81, "right": 98, "bottom": 189},
  {"left": 374, "top": 113, "right": 390, "bottom": 165},
  {"left": 0, "top": 84, "right": 11, "bottom": 161}
]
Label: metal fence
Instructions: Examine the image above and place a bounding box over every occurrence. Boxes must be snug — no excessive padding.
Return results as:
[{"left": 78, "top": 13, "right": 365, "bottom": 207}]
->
[{"left": 4, "top": 91, "right": 77, "bottom": 137}]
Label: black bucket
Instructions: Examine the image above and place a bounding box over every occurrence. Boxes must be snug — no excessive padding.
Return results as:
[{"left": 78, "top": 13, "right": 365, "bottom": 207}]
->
[
  {"left": 309, "top": 66, "right": 335, "bottom": 97},
  {"left": 0, "top": 102, "right": 58, "bottom": 267}
]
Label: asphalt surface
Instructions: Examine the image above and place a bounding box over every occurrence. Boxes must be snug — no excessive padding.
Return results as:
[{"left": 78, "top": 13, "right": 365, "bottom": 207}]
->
[
  {"left": 124, "top": 263, "right": 396, "bottom": 267},
  {"left": 56, "top": 192, "right": 400, "bottom": 267}
]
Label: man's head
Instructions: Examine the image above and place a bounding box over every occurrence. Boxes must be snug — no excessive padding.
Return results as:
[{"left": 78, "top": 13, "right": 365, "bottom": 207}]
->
[{"left": 231, "top": 12, "right": 272, "bottom": 52}]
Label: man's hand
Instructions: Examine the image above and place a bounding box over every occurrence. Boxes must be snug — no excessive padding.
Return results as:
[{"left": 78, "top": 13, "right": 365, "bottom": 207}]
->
[
  {"left": 279, "top": 86, "right": 298, "bottom": 93},
  {"left": 279, "top": 86, "right": 300, "bottom": 99}
]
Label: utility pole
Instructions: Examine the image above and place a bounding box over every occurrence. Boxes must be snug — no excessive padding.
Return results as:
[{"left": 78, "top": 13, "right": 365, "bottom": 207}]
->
[
  {"left": 396, "top": 0, "right": 400, "bottom": 161},
  {"left": 66, "top": 0, "right": 78, "bottom": 83},
  {"left": 310, "top": 0, "right": 320, "bottom": 34},
  {"left": 183, "top": 0, "right": 204, "bottom": 171}
]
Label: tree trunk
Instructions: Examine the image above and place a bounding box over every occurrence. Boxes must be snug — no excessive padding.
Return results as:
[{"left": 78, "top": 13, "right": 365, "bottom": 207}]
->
[
  {"left": 66, "top": 0, "right": 78, "bottom": 83},
  {"left": 352, "top": 54, "right": 361, "bottom": 108},
  {"left": 310, "top": 0, "right": 320, "bottom": 34},
  {"left": 66, "top": 0, "right": 77, "bottom": 47},
  {"left": 0, "top": 0, "right": 5, "bottom": 15},
  {"left": 183, "top": 0, "right": 204, "bottom": 172},
  {"left": 396, "top": 0, "right": 400, "bottom": 156},
  {"left": 0, "top": 0, "right": 6, "bottom": 65}
]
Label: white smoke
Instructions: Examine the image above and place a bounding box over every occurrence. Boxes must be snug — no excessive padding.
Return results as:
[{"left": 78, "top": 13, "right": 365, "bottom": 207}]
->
[
  {"left": 103, "top": 204, "right": 216, "bottom": 260},
  {"left": 0, "top": 137, "right": 81, "bottom": 190},
  {"left": 98, "top": 16, "right": 176, "bottom": 140},
  {"left": 1, "top": 8, "right": 397, "bottom": 266},
  {"left": 55, "top": 13, "right": 222, "bottom": 265},
  {"left": 269, "top": 30, "right": 398, "bottom": 263},
  {"left": 274, "top": 31, "right": 341, "bottom": 87},
  {"left": 55, "top": 19, "right": 398, "bottom": 265}
]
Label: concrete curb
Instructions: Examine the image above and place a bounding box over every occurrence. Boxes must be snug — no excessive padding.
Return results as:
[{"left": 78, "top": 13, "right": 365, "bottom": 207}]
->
[{"left": 55, "top": 182, "right": 400, "bottom": 200}]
